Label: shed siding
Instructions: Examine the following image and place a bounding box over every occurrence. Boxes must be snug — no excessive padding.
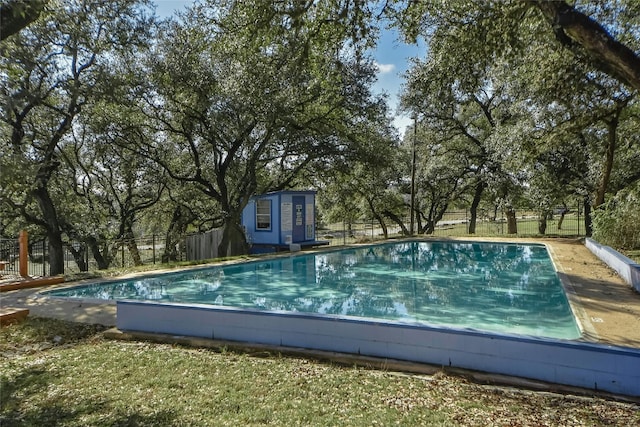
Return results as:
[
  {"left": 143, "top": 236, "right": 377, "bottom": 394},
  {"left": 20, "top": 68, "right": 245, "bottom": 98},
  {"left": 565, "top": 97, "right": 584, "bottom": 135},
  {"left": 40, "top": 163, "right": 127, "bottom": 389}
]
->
[{"left": 242, "top": 191, "right": 316, "bottom": 247}]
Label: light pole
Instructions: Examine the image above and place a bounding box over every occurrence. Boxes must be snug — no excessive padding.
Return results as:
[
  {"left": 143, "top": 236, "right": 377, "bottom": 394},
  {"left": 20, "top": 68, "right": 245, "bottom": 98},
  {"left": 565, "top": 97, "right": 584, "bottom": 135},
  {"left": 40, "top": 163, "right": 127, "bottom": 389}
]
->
[{"left": 410, "top": 114, "right": 417, "bottom": 236}]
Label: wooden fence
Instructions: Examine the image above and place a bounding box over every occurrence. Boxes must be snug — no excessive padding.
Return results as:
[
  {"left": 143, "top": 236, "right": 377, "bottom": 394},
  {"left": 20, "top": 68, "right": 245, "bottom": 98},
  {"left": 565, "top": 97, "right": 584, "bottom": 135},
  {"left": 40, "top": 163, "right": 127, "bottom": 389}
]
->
[{"left": 185, "top": 228, "right": 224, "bottom": 261}]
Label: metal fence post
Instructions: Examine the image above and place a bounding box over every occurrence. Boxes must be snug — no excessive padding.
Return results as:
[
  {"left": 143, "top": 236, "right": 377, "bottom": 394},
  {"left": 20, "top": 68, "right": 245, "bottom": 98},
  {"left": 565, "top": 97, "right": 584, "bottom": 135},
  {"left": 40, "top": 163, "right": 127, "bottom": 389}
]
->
[
  {"left": 43, "top": 238, "right": 47, "bottom": 276},
  {"left": 152, "top": 234, "right": 156, "bottom": 264},
  {"left": 466, "top": 209, "right": 470, "bottom": 234},
  {"left": 343, "top": 221, "right": 346, "bottom": 246},
  {"left": 577, "top": 201, "right": 581, "bottom": 236}
]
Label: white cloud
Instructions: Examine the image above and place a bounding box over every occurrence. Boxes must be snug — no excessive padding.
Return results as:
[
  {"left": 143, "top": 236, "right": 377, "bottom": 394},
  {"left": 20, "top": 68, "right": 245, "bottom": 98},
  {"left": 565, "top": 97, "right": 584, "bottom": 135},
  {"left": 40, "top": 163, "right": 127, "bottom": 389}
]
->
[
  {"left": 374, "top": 62, "right": 396, "bottom": 74},
  {"left": 394, "top": 115, "right": 413, "bottom": 137}
]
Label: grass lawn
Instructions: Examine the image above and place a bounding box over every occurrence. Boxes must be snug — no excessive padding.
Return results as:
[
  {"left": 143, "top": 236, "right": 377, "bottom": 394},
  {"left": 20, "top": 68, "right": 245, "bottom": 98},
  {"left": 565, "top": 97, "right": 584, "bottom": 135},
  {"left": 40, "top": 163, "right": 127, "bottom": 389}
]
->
[{"left": 1, "top": 318, "right": 638, "bottom": 426}]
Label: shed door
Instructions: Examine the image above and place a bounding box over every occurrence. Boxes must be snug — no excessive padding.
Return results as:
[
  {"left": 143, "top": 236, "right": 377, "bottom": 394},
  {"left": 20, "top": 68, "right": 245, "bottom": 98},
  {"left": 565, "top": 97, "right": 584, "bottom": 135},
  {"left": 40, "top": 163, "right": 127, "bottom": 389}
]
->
[{"left": 292, "top": 196, "right": 305, "bottom": 242}]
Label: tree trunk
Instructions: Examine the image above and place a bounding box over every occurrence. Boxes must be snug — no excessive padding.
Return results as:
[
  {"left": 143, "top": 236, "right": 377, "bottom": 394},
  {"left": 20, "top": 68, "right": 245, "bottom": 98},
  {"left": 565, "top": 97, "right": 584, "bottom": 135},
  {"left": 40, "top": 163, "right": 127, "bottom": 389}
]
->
[
  {"left": 583, "top": 197, "right": 593, "bottom": 237},
  {"left": 162, "top": 206, "right": 194, "bottom": 263},
  {"left": 383, "top": 210, "right": 409, "bottom": 236},
  {"left": 422, "top": 220, "right": 436, "bottom": 235},
  {"left": 347, "top": 221, "right": 354, "bottom": 238},
  {"left": 46, "top": 230, "right": 64, "bottom": 275},
  {"left": 118, "top": 216, "right": 143, "bottom": 266},
  {"left": 468, "top": 181, "right": 486, "bottom": 234},
  {"left": 374, "top": 215, "right": 388, "bottom": 239},
  {"left": 32, "top": 186, "right": 65, "bottom": 275},
  {"left": 538, "top": 212, "right": 548, "bottom": 235},
  {"left": 595, "top": 114, "right": 619, "bottom": 207},
  {"left": 126, "top": 237, "right": 143, "bottom": 266},
  {"left": 218, "top": 215, "right": 249, "bottom": 257},
  {"left": 420, "top": 203, "right": 449, "bottom": 235},
  {"left": 67, "top": 243, "right": 88, "bottom": 272},
  {"left": 557, "top": 208, "right": 567, "bottom": 230},
  {"left": 366, "top": 199, "right": 388, "bottom": 238},
  {"left": 87, "top": 236, "right": 110, "bottom": 269},
  {"left": 415, "top": 210, "right": 423, "bottom": 234},
  {"left": 506, "top": 208, "right": 518, "bottom": 234}
]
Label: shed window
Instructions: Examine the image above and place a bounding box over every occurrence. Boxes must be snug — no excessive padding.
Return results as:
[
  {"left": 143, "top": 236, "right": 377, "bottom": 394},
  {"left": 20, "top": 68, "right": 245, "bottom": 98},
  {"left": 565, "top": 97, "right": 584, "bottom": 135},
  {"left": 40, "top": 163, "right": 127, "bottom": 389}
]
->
[{"left": 256, "top": 199, "right": 271, "bottom": 230}]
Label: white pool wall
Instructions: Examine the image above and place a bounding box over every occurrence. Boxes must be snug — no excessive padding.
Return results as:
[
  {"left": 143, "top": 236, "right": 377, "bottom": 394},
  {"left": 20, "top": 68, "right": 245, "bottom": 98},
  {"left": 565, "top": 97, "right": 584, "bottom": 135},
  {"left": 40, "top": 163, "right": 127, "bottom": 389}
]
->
[
  {"left": 117, "top": 300, "right": 640, "bottom": 397},
  {"left": 585, "top": 238, "right": 640, "bottom": 292}
]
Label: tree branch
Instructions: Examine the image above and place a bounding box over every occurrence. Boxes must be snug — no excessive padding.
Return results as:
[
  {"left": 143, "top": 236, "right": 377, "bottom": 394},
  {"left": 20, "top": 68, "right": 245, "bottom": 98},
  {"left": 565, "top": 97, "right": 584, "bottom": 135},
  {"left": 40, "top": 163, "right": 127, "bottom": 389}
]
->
[
  {"left": 534, "top": 0, "right": 640, "bottom": 91},
  {"left": 0, "top": 0, "right": 46, "bottom": 41}
]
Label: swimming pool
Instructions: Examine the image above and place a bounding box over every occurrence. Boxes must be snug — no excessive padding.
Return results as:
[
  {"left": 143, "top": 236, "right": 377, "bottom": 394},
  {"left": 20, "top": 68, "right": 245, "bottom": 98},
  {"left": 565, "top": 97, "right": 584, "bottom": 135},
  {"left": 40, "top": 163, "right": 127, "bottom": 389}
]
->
[
  {"left": 47, "top": 239, "right": 640, "bottom": 396},
  {"left": 46, "top": 240, "right": 580, "bottom": 340}
]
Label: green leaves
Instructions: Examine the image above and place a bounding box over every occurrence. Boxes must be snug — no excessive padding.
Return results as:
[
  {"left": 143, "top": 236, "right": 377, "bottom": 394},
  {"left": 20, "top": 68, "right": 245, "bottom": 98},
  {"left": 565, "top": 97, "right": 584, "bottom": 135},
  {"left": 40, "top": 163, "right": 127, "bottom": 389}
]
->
[
  {"left": 592, "top": 182, "right": 640, "bottom": 250},
  {"left": 0, "top": 0, "right": 157, "bottom": 272},
  {"left": 396, "top": 0, "right": 639, "bottom": 239},
  {"left": 137, "top": 1, "right": 391, "bottom": 255}
]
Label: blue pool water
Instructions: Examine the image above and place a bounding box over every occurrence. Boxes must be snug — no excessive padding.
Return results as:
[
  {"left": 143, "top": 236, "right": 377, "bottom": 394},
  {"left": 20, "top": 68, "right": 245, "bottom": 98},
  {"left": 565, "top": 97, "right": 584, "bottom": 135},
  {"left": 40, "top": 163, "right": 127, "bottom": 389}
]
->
[{"left": 46, "top": 241, "right": 581, "bottom": 339}]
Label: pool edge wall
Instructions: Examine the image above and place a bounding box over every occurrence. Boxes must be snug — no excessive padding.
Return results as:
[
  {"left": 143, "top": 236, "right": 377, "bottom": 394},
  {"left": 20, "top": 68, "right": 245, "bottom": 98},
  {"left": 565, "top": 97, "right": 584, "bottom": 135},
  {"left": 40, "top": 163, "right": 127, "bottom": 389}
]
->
[
  {"left": 585, "top": 238, "right": 640, "bottom": 292},
  {"left": 117, "top": 301, "right": 640, "bottom": 397}
]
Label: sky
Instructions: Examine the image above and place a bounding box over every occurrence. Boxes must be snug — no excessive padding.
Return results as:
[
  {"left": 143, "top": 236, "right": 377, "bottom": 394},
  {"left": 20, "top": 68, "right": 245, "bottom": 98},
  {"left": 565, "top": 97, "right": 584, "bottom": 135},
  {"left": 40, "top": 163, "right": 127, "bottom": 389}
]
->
[{"left": 153, "top": 0, "right": 424, "bottom": 135}]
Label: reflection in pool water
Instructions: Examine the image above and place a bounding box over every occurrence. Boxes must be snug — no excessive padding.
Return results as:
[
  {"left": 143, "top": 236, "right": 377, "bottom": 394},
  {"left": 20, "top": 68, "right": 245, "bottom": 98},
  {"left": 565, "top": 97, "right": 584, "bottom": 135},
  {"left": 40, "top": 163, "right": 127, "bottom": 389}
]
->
[{"left": 46, "top": 241, "right": 581, "bottom": 339}]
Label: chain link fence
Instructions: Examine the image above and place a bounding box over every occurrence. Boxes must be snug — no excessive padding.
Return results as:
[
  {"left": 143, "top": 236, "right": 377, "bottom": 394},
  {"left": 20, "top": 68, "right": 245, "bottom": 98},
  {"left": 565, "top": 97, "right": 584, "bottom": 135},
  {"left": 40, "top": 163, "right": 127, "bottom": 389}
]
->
[
  {"left": 2, "top": 204, "right": 586, "bottom": 278},
  {"left": 319, "top": 206, "right": 585, "bottom": 247}
]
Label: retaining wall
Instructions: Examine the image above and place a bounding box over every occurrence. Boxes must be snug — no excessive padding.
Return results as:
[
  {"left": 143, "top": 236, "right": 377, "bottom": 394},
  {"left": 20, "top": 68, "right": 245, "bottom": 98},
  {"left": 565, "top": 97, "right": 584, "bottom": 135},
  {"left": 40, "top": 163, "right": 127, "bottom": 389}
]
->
[
  {"left": 117, "top": 301, "right": 640, "bottom": 397},
  {"left": 585, "top": 238, "right": 640, "bottom": 293}
]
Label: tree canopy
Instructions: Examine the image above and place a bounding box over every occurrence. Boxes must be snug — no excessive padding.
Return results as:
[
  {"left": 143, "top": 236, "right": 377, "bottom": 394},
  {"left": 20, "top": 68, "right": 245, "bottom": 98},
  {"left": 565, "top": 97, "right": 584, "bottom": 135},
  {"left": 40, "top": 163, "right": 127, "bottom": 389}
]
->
[
  {"left": 397, "top": 0, "right": 639, "bottom": 239},
  {"left": 1, "top": 0, "right": 639, "bottom": 273}
]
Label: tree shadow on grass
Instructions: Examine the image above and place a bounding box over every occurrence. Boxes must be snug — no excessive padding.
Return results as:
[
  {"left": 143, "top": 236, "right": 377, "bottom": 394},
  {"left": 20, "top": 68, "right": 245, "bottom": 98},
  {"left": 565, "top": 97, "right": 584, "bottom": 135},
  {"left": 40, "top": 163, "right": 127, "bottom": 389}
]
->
[
  {"left": 0, "top": 366, "right": 69, "bottom": 427},
  {"left": 1, "top": 366, "right": 179, "bottom": 426},
  {"left": 2, "top": 404, "right": 179, "bottom": 427},
  {"left": 1, "top": 367, "right": 51, "bottom": 411},
  {"left": 0, "top": 317, "right": 107, "bottom": 355}
]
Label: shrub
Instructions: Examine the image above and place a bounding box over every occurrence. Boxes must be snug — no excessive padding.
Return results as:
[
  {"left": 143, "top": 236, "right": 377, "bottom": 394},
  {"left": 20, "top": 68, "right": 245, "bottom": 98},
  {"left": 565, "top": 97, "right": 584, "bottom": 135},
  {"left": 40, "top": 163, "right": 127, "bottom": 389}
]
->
[{"left": 592, "top": 183, "right": 640, "bottom": 250}]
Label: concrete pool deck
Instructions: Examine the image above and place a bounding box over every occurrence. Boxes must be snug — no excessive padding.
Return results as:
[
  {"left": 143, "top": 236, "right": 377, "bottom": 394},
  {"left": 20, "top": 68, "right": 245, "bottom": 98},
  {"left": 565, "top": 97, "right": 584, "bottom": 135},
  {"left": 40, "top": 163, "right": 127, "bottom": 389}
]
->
[{"left": 1, "top": 237, "right": 639, "bottom": 349}]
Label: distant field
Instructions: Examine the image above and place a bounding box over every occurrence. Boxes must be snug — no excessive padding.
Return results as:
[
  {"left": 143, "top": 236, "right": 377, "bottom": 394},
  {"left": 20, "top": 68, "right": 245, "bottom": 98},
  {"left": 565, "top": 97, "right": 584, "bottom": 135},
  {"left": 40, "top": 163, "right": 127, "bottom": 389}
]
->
[{"left": 321, "top": 214, "right": 585, "bottom": 246}]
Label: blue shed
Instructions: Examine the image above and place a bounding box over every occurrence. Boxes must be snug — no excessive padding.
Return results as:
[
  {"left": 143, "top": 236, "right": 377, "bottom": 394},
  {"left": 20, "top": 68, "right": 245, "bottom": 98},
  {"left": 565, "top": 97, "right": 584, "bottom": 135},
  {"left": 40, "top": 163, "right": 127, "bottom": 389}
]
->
[{"left": 241, "top": 190, "right": 328, "bottom": 252}]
